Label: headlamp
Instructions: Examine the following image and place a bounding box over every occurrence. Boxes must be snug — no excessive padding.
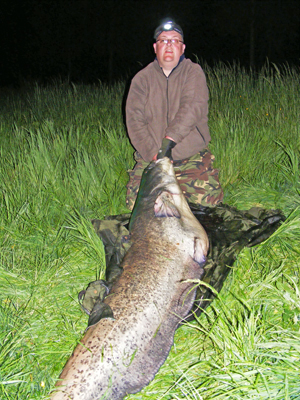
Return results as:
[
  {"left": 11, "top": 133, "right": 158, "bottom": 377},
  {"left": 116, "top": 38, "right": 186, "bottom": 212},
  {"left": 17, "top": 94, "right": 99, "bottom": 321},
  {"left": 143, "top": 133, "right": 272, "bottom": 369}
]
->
[{"left": 154, "top": 19, "right": 184, "bottom": 40}]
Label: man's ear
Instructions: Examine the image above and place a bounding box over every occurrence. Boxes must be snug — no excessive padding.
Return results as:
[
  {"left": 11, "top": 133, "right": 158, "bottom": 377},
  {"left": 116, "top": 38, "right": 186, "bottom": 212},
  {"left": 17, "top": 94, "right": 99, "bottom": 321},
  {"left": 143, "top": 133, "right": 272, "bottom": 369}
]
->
[
  {"left": 182, "top": 44, "right": 186, "bottom": 55},
  {"left": 153, "top": 43, "right": 157, "bottom": 54}
]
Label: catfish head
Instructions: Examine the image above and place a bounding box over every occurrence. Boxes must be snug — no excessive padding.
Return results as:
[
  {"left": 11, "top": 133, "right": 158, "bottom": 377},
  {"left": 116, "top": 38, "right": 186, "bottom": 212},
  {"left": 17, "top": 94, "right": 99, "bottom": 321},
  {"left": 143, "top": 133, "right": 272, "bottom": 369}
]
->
[{"left": 130, "top": 157, "right": 209, "bottom": 266}]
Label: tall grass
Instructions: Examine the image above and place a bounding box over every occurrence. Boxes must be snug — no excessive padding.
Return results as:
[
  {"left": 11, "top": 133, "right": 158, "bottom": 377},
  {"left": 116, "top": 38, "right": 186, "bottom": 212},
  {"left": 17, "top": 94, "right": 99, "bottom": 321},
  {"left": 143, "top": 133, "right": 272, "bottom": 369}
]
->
[
  {"left": 207, "top": 63, "right": 300, "bottom": 213},
  {"left": 0, "top": 64, "right": 299, "bottom": 399}
]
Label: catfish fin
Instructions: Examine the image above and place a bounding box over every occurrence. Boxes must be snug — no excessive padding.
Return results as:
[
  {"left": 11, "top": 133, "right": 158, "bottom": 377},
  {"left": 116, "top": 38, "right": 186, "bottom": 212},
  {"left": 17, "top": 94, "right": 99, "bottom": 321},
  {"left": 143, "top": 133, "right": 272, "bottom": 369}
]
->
[
  {"left": 154, "top": 192, "right": 181, "bottom": 218},
  {"left": 193, "top": 237, "right": 207, "bottom": 265},
  {"left": 87, "top": 302, "right": 114, "bottom": 328}
]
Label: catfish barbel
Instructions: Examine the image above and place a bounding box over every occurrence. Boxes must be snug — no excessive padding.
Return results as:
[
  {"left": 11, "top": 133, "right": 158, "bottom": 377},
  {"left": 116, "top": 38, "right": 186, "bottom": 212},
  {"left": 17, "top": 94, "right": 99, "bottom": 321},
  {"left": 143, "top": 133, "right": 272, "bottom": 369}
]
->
[{"left": 51, "top": 157, "right": 209, "bottom": 400}]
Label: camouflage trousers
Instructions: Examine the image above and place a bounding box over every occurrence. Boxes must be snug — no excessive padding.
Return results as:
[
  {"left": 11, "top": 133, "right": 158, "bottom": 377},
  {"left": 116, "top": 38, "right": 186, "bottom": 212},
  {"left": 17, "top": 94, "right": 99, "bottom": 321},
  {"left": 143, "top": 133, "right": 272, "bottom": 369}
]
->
[{"left": 126, "top": 148, "right": 224, "bottom": 211}]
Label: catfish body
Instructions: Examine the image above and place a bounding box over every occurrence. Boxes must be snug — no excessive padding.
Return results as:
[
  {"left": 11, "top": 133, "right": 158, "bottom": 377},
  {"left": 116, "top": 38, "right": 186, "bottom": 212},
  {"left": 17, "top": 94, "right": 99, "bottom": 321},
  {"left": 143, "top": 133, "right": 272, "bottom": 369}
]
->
[{"left": 51, "top": 157, "right": 208, "bottom": 400}]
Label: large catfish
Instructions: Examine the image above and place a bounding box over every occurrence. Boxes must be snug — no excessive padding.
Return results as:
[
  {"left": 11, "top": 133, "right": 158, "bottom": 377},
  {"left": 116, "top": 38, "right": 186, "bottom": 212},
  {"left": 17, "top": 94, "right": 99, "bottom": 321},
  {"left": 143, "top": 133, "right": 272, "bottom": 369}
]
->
[{"left": 51, "top": 157, "right": 209, "bottom": 400}]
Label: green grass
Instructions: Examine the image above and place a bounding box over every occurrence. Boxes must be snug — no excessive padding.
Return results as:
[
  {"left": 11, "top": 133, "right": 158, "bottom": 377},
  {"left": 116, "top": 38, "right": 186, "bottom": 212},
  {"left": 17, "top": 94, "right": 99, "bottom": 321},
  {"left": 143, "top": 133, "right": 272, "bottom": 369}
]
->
[{"left": 0, "top": 64, "right": 299, "bottom": 399}]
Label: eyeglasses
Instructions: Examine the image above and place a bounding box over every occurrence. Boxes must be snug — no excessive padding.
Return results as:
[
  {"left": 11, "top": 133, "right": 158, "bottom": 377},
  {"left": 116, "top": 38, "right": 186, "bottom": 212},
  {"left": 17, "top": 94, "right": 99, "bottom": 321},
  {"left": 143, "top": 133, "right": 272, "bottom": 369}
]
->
[{"left": 156, "top": 38, "right": 183, "bottom": 45}]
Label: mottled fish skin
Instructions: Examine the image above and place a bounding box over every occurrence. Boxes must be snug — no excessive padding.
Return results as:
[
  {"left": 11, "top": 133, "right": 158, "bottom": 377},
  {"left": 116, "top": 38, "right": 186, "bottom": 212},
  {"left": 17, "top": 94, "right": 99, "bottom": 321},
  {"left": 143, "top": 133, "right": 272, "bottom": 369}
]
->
[{"left": 50, "top": 157, "right": 209, "bottom": 400}]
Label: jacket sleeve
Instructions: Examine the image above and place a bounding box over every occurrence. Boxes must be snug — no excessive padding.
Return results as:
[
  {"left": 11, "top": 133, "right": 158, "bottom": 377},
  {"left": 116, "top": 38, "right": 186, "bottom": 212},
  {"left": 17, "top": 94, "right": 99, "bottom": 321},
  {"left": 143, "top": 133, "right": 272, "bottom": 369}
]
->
[
  {"left": 125, "top": 74, "right": 159, "bottom": 162},
  {"left": 165, "top": 64, "right": 209, "bottom": 144}
]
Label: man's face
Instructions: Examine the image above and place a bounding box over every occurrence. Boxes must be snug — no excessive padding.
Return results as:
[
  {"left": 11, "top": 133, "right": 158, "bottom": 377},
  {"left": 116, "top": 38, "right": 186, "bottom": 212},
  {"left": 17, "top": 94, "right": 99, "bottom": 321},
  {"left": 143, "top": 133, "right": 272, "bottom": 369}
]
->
[{"left": 153, "top": 31, "right": 186, "bottom": 73}]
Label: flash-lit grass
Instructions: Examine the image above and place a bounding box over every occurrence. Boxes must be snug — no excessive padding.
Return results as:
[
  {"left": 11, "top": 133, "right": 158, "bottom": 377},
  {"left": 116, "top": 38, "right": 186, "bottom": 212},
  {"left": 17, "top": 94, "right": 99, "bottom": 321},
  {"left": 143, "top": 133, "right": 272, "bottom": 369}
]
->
[{"left": 0, "top": 64, "right": 299, "bottom": 399}]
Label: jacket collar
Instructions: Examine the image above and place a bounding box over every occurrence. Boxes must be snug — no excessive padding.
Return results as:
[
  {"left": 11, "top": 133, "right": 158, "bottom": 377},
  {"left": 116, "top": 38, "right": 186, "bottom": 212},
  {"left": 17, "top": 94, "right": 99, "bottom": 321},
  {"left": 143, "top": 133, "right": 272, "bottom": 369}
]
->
[{"left": 154, "top": 54, "right": 186, "bottom": 76}]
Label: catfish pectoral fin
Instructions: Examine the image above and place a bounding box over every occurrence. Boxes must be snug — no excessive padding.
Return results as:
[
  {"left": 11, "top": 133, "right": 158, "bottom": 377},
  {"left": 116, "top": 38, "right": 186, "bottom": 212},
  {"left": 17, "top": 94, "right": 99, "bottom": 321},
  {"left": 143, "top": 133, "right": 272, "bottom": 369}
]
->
[
  {"left": 154, "top": 191, "right": 181, "bottom": 218},
  {"left": 87, "top": 301, "right": 114, "bottom": 328},
  {"left": 193, "top": 236, "right": 207, "bottom": 265}
]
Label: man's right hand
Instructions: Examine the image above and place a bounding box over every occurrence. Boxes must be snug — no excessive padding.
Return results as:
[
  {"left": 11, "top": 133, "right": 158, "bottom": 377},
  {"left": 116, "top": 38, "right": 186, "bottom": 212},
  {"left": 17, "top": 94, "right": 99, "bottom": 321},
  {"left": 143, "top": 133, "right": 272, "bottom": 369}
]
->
[{"left": 157, "top": 138, "right": 177, "bottom": 160}]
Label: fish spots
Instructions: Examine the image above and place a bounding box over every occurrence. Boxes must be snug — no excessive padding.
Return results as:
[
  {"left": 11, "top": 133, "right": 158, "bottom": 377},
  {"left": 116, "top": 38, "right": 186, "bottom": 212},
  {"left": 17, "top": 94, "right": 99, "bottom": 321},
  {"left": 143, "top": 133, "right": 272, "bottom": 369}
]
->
[{"left": 51, "top": 158, "right": 209, "bottom": 400}]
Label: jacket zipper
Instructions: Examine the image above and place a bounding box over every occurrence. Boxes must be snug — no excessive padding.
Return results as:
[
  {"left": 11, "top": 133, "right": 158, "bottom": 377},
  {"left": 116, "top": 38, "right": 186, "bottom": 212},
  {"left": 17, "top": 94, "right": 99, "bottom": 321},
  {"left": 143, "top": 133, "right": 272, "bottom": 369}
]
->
[
  {"left": 164, "top": 67, "right": 206, "bottom": 146},
  {"left": 163, "top": 55, "right": 185, "bottom": 130},
  {"left": 196, "top": 126, "right": 206, "bottom": 145},
  {"left": 166, "top": 77, "right": 169, "bottom": 126}
]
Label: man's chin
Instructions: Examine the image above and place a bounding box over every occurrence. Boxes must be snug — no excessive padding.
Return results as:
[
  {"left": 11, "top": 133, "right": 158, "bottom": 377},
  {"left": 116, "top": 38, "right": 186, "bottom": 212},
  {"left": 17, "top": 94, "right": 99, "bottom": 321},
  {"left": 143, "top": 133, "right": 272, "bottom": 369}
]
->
[{"left": 163, "top": 56, "right": 175, "bottom": 62}]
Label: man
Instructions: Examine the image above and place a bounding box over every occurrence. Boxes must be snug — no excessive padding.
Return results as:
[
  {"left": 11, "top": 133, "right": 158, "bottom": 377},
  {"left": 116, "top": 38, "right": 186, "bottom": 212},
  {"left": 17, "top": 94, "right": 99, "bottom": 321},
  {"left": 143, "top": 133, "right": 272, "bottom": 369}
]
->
[{"left": 125, "top": 19, "right": 223, "bottom": 210}]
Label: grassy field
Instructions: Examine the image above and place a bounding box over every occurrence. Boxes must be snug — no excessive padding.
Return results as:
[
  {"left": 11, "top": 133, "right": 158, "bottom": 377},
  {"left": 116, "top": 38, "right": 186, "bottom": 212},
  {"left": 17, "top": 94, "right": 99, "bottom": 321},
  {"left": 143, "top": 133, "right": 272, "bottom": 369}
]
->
[{"left": 0, "top": 63, "right": 299, "bottom": 400}]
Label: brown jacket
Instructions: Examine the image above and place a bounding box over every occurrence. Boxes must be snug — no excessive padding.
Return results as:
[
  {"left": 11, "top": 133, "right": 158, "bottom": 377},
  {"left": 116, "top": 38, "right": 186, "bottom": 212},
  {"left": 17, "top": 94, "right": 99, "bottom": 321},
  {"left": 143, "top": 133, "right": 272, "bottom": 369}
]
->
[{"left": 126, "top": 57, "right": 211, "bottom": 162}]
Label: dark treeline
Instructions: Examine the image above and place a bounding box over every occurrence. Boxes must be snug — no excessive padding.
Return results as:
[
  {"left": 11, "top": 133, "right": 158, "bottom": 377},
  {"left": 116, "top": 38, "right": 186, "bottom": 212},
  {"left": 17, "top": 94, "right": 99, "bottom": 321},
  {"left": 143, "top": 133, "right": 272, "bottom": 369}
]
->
[{"left": 1, "top": 0, "right": 299, "bottom": 86}]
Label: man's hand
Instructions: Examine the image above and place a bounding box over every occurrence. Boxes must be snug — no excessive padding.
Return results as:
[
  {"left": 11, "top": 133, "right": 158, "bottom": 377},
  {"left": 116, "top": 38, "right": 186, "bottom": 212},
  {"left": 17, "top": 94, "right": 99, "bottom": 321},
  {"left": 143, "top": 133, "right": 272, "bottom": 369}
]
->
[{"left": 157, "top": 138, "right": 177, "bottom": 160}]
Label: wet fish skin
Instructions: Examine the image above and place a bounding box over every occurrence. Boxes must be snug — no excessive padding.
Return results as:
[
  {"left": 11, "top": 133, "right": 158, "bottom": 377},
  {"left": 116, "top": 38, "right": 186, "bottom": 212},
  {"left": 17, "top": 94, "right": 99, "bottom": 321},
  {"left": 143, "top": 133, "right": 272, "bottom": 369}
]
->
[{"left": 50, "top": 157, "right": 208, "bottom": 400}]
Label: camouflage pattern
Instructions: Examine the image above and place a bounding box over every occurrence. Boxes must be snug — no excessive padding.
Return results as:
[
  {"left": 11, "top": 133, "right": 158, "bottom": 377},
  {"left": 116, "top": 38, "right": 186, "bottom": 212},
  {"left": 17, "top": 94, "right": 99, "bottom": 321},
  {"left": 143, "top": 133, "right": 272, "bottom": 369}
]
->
[
  {"left": 79, "top": 215, "right": 132, "bottom": 328},
  {"left": 126, "top": 149, "right": 223, "bottom": 210}
]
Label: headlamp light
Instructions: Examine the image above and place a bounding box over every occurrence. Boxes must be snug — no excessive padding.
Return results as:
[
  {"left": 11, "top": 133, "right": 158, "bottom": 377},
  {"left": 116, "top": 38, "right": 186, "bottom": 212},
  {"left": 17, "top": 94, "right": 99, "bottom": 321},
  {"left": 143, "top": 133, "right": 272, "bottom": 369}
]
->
[{"left": 154, "top": 19, "right": 184, "bottom": 40}]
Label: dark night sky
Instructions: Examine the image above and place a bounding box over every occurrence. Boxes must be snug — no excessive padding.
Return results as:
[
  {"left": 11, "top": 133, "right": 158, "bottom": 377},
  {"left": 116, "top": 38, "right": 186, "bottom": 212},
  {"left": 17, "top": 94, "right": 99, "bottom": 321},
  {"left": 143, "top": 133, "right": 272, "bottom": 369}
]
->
[{"left": 1, "top": 0, "right": 299, "bottom": 86}]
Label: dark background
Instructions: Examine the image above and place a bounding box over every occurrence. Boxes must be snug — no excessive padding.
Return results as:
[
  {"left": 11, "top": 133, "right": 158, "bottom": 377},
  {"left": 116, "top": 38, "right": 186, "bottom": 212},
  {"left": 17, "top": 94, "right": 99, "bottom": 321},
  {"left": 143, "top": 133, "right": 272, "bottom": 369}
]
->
[{"left": 1, "top": 0, "right": 299, "bottom": 86}]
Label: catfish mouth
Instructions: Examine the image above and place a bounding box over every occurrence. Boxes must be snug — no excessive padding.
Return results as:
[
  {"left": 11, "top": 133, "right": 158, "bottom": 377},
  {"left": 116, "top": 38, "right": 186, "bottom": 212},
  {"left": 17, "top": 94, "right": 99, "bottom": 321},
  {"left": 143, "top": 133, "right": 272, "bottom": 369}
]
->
[
  {"left": 157, "top": 157, "right": 176, "bottom": 179},
  {"left": 145, "top": 157, "right": 174, "bottom": 178},
  {"left": 148, "top": 158, "right": 179, "bottom": 196},
  {"left": 155, "top": 157, "right": 174, "bottom": 176}
]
